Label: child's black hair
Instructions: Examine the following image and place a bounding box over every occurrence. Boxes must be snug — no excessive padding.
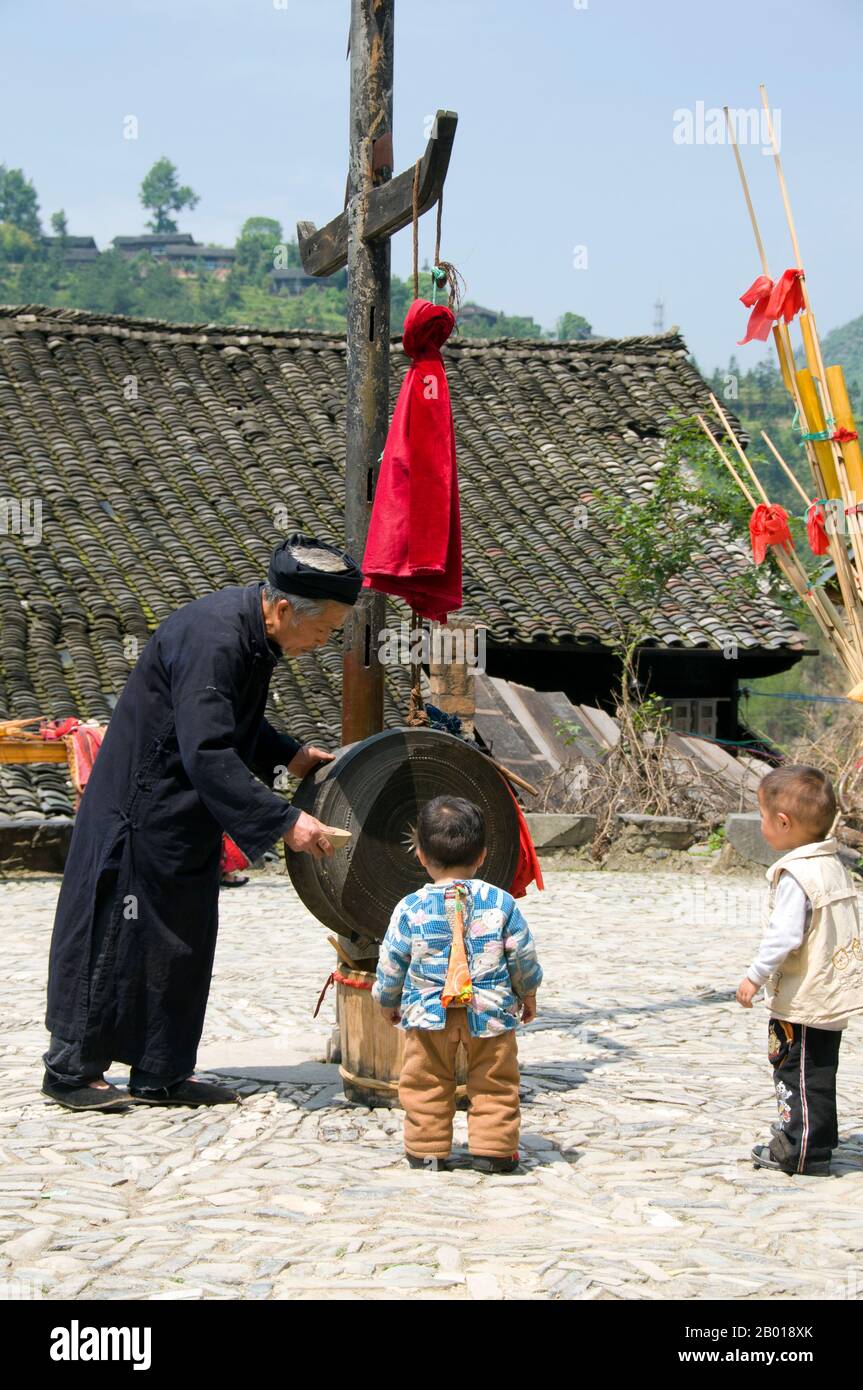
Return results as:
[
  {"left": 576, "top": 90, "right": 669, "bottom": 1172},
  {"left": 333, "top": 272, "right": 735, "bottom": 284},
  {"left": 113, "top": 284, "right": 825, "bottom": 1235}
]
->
[
  {"left": 416, "top": 795, "right": 486, "bottom": 869},
  {"left": 759, "top": 763, "right": 837, "bottom": 838}
]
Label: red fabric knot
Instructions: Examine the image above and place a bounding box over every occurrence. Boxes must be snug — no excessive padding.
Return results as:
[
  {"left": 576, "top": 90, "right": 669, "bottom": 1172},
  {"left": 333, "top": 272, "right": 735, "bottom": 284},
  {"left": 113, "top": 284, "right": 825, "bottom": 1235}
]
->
[
  {"left": 832, "top": 427, "right": 859, "bottom": 444},
  {"left": 806, "top": 501, "right": 830, "bottom": 556},
  {"left": 738, "top": 269, "right": 804, "bottom": 345},
  {"left": 39, "top": 717, "right": 82, "bottom": 740},
  {"left": 749, "top": 503, "right": 794, "bottom": 564},
  {"left": 362, "top": 299, "right": 462, "bottom": 624}
]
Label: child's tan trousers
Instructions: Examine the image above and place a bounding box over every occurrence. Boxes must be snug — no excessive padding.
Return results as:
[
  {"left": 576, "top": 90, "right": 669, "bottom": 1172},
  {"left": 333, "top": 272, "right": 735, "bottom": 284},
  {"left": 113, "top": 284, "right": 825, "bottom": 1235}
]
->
[{"left": 398, "top": 1008, "right": 520, "bottom": 1158}]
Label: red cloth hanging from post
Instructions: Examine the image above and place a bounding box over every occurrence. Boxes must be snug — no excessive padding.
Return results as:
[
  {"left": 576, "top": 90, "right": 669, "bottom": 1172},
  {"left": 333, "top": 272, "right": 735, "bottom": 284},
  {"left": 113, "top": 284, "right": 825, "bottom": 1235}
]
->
[
  {"left": 737, "top": 269, "right": 804, "bottom": 345},
  {"left": 361, "top": 299, "right": 462, "bottom": 624},
  {"left": 749, "top": 503, "right": 794, "bottom": 565}
]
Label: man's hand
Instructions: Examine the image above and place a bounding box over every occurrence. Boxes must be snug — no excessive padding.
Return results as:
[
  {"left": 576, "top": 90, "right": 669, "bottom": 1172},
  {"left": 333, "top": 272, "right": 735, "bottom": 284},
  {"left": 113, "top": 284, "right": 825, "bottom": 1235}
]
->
[
  {"left": 736, "top": 976, "right": 759, "bottom": 1009},
  {"left": 520, "top": 993, "right": 537, "bottom": 1024},
  {"left": 287, "top": 745, "right": 335, "bottom": 779},
  {"left": 284, "top": 810, "right": 335, "bottom": 859}
]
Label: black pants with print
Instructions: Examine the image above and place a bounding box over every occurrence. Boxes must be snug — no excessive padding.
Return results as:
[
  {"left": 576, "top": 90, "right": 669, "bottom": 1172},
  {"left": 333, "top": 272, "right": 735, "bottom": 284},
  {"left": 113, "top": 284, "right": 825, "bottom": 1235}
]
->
[{"left": 767, "top": 1018, "right": 841, "bottom": 1168}]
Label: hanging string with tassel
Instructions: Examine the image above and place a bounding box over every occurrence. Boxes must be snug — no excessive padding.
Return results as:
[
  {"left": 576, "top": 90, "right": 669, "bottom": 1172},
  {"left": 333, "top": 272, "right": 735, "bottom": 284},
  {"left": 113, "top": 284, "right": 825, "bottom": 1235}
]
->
[
  {"left": 430, "top": 188, "right": 465, "bottom": 314},
  {"left": 410, "top": 159, "right": 465, "bottom": 312}
]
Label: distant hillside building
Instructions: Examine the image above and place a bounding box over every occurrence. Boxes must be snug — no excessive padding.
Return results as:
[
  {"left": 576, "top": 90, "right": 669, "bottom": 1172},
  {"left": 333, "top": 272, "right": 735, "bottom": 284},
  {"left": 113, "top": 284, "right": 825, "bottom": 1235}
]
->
[
  {"left": 161, "top": 244, "right": 236, "bottom": 280},
  {"left": 112, "top": 233, "right": 197, "bottom": 258},
  {"left": 40, "top": 236, "right": 100, "bottom": 267},
  {"left": 112, "top": 234, "right": 236, "bottom": 280},
  {"left": 459, "top": 303, "right": 498, "bottom": 328},
  {"left": 269, "top": 266, "right": 338, "bottom": 296}
]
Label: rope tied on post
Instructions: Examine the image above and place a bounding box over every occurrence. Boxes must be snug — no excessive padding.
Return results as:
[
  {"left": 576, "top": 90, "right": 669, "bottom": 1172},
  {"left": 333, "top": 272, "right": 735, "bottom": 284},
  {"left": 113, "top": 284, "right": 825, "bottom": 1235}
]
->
[
  {"left": 411, "top": 158, "right": 464, "bottom": 312},
  {"left": 406, "top": 608, "right": 429, "bottom": 726}
]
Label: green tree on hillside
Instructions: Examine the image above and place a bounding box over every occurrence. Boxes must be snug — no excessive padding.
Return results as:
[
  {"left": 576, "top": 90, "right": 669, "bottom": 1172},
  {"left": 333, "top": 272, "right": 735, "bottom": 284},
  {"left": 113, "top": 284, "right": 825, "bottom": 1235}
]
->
[
  {"left": 64, "top": 250, "right": 139, "bottom": 315},
  {"left": 0, "top": 165, "right": 41, "bottom": 238},
  {"left": 0, "top": 222, "right": 38, "bottom": 263},
  {"left": 557, "top": 311, "right": 593, "bottom": 340},
  {"left": 140, "top": 158, "right": 199, "bottom": 233},
  {"left": 50, "top": 210, "right": 69, "bottom": 239},
  {"left": 232, "top": 217, "right": 287, "bottom": 286}
]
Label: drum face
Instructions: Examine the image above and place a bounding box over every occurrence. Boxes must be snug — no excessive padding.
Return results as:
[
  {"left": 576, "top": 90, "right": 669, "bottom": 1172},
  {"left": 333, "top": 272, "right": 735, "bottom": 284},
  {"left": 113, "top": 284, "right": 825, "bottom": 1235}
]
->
[{"left": 286, "top": 728, "right": 520, "bottom": 942}]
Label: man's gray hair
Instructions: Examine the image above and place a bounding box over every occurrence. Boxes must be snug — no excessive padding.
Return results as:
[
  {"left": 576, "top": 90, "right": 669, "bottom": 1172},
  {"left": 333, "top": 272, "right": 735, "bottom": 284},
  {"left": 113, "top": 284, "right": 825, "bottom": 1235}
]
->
[{"left": 263, "top": 539, "right": 351, "bottom": 621}]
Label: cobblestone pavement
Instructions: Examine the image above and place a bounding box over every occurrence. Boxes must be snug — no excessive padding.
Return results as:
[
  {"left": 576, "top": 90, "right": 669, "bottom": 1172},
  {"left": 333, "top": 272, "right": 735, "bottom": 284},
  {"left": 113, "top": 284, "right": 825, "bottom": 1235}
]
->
[{"left": 2, "top": 868, "right": 863, "bottom": 1302}]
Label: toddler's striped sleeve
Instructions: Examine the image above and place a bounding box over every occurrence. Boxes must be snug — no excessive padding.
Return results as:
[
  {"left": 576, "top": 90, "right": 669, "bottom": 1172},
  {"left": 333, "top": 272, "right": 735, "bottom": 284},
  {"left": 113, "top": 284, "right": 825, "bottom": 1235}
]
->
[
  {"left": 372, "top": 902, "right": 413, "bottom": 1007},
  {"left": 503, "top": 900, "right": 543, "bottom": 998}
]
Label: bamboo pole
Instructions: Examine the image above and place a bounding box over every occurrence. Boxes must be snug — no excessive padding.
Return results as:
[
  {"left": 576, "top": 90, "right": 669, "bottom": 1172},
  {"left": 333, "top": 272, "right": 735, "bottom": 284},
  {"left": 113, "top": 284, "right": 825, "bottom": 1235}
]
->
[
  {"left": 712, "top": 383, "right": 863, "bottom": 659},
  {"left": 697, "top": 414, "right": 862, "bottom": 680},
  {"left": 708, "top": 393, "right": 773, "bottom": 502},
  {"left": 761, "top": 431, "right": 813, "bottom": 506},
  {"left": 696, "top": 414, "right": 755, "bottom": 506},
  {"left": 723, "top": 106, "right": 799, "bottom": 401},
  {"left": 704, "top": 398, "right": 861, "bottom": 671},
  {"left": 0, "top": 716, "right": 46, "bottom": 738},
  {"left": 486, "top": 756, "right": 539, "bottom": 799},
  {"left": 825, "top": 364, "right": 863, "bottom": 500},
  {"left": 761, "top": 430, "right": 861, "bottom": 598},
  {"left": 722, "top": 103, "right": 833, "bottom": 503},
  {"left": 759, "top": 83, "right": 863, "bottom": 569}
]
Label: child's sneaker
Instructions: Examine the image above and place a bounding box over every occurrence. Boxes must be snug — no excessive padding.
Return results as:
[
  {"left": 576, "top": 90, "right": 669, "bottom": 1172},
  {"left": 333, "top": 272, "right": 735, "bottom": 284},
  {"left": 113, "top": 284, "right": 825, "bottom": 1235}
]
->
[
  {"left": 405, "top": 1152, "right": 449, "bottom": 1171},
  {"left": 469, "top": 1153, "right": 521, "bottom": 1174},
  {"left": 751, "top": 1143, "right": 831, "bottom": 1176}
]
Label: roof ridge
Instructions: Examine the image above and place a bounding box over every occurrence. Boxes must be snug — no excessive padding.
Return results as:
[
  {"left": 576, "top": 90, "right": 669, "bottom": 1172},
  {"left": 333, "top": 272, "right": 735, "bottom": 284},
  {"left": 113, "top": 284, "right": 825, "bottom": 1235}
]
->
[{"left": 0, "top": 303, "right": 689, "bottom": 355}]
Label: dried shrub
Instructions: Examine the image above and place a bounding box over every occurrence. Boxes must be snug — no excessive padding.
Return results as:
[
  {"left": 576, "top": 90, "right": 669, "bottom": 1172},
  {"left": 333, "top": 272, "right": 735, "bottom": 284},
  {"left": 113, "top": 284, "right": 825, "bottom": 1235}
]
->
[{"left": 534, "top": 697, "right": 761, "bottom": 859}]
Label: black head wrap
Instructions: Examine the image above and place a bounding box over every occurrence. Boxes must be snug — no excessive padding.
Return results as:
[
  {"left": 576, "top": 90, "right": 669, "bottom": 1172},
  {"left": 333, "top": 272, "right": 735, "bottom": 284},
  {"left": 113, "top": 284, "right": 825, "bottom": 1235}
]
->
[{"left": 268, "top": 533, "right": 364, "bottom": 606}]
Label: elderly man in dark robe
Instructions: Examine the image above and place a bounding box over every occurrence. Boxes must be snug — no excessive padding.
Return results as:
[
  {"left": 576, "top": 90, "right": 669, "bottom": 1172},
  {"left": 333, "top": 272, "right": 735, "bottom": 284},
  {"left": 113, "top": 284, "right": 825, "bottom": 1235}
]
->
[{"left": 42, "top": 534, "right": 362, "bottom": 1112}]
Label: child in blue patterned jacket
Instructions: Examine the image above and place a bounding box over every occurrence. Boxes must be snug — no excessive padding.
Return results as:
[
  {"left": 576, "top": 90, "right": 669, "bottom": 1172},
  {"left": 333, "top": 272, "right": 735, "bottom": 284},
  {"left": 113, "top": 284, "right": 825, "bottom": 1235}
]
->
[{"left": 373, "top": 795, "right": 543, "bottom": 1173}]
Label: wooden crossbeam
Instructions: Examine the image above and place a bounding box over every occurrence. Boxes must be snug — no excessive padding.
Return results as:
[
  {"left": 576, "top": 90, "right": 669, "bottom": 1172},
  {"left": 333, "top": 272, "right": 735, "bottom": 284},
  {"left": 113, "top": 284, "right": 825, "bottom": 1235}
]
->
[{"left": 297, "top": 110, "right": 457, "bottom": 278}]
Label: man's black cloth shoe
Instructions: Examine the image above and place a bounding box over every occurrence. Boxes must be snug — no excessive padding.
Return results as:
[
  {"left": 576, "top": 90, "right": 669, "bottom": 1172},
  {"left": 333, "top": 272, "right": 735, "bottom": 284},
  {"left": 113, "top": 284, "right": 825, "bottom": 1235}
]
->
[
  {"left": 42, "top": 1073, "right": 129, "bottom": 1112},
  {"left": 752, "top": 1143, "right": 831, "bottom": 1176},
  {"left": 129, "top": 1078, "right": 241, "bottom": 1107}
]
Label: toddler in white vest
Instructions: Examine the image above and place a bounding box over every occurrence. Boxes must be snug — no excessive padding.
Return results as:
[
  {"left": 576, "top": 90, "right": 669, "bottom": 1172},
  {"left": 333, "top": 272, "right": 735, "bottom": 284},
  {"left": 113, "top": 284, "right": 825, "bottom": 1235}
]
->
[{"left": 737, "top": 764, "right": 863, "bottom": 1175}]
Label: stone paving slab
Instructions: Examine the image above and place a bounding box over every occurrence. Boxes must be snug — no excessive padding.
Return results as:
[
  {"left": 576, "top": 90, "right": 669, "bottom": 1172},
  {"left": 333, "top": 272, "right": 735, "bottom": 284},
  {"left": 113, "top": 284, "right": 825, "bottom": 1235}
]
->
[{"left": 2, "top": 869, "right": 863, "bottom": 1301}]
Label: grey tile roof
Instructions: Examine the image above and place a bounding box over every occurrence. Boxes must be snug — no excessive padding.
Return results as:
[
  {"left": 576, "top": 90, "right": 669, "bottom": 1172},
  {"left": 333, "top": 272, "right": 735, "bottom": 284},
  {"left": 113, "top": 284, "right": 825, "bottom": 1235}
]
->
[{"left": 0, "top": 304, "right": 801, "bottom": 818}]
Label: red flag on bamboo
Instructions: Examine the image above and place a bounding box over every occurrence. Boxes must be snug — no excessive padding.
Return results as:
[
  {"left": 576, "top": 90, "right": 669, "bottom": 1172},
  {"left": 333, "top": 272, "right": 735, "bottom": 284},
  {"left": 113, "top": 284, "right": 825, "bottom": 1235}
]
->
[
  {"left": 738, "top": 269, "right": 804, "bottom": 345},
  {"left": 750, "top": 503, "right": 793, "bottom": 564}
]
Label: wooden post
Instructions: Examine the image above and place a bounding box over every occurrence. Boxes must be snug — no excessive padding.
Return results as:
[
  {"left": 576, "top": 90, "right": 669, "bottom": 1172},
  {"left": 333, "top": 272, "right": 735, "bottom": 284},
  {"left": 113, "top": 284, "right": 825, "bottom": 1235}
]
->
[
  {"left": 342, "top": 0, "right": 392, "bottom": 744},
  {"left": 297, "top": 0, "right": 457, "bottom": 746}
]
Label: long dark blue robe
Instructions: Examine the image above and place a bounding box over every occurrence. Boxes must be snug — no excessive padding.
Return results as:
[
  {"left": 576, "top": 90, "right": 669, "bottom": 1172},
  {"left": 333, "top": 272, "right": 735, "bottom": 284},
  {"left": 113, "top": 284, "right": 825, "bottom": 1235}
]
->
[{"left": 45, "top": 582, "right": 303, "bottom": 1074}]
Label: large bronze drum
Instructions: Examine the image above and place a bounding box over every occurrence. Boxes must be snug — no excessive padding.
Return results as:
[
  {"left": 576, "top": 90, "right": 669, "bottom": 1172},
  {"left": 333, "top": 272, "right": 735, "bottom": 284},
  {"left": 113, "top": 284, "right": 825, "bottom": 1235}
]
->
[{"left": 286, "top": 727, "right": 520, "bottom": 951}]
